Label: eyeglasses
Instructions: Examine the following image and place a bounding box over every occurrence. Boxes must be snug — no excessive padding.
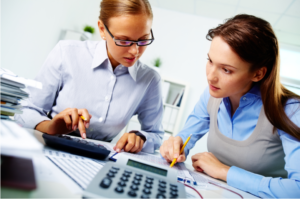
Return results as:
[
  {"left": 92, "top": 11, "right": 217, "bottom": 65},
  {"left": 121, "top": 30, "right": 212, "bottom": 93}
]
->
[{"left": 104, "top": 24, "right": 154, "bottom": 47}]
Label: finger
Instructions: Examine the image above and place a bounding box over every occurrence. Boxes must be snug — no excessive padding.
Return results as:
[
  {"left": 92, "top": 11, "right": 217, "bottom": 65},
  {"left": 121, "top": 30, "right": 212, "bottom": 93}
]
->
[
  {"left": 192, "top": 161, "right": 203, "bottom": 172},
  {"left": 69, "top": 108, "right": 79, "bottom": 131},
  {"left": 114, "top": 133, "right": 128, "bottom": 152},
  {"left": 191, "top": 154, "right": 201, "bottom": 163},
  {"left": 136, "top": 138, "right": 144, "bottom": 153},
  {"left": 167, "top": 137, "right": 175, "bottom": 160},
  {"left": 63, "top": 114, "right": 72, "bottom": 131},
  {"left": 125, "top": 133, "right": 136, "bottom": 152},
  {"left": 173, "top": 137, "right": 182, "bottom": 158},
  {"left": 130, "top": 135, "right": 140, "bottom": 153},
  {"left": 177, "top": 154, "right": 186, "bottom": 162},
  {"left": 78, "top": 117, "right": 86, "bottom": 139},
  {"left": 78, "top": 109, "right": 90, "bottom": 129}
]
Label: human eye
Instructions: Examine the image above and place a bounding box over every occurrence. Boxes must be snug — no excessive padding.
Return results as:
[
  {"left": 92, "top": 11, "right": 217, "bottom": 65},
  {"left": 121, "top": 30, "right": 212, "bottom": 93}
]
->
[
  {"left": 207, "top": 57, "right": 212, "bottom": 63},
  {"left": 223, "top": 68, "right": 231, "bottom": 74},
  {"left": 116, "top": 40, "right": 132, "bottom": 46}
]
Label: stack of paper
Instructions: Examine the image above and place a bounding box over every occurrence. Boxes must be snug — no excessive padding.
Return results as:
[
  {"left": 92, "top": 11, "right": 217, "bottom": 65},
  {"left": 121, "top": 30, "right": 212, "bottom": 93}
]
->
[{"left": 0, "top": 68, "right": 42, "bottom": 120}]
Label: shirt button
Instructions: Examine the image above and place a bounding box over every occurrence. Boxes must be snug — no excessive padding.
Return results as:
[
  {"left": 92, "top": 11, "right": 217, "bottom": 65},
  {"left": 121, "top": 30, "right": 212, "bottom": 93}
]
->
[
  {"left": 105, "top": 96, "right": 109, "bottom": 101},
  {"left": 111, "top": 76, "right": 115, "bottom": 80},
  {"left": 99, "top": 117, "right": 103, "bottom": 122},
  {"left": 243, "top": 97, "right": 246, "bottom": 100}
]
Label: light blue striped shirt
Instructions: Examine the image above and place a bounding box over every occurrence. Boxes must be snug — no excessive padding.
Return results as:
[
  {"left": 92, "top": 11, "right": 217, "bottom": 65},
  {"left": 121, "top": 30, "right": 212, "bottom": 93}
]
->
[
  {"left": 15, "top": 40, "right": 164, "bottom": 153},
  {"left": 177, "top": 86, "right": 300, "bottom": 198}
]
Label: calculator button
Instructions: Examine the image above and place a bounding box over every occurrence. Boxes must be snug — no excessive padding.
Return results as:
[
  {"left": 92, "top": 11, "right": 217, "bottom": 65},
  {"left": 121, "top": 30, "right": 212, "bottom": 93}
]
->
[
  {"left": 128, "top": 190, "right": 137, "bottom": 197},
  {"left": 132, "top": 180, "right": 140, "bottom": 185},
  {"left": 159, "top": 183, "right": 166, "bottom": 189},
  {"left": 109, "top": 169, "right": 117, "bottom": 174},
  {"left": 159, "top": 180, "right": 166, "bottom": 184},
  {"left": 123, "top": 173, "right": 131, "bottom": 177},
  {"left": 158, "top": 188, "right": 166, "bottom": 193},
  {"left": 143, "top": 188, "right": 151, "bottom": 195},
  {"left": 121, "top": 176, "right": 128, "bottom": 181},
  {"left": 170, "top": 192, "right": 178, "bottom": 198},
  {"left": 100, "top": 177, "right": 112, "bottom": 188},
  {"left": 145, "top": 179, "right": 153, "bottom": 184},
  {"left": 135, "top": 173, "right": 143, "bottom": 177},
  {"left": 118, "top": 181, "right": 126, "bottom": 187},
  {"left": 156, "top": 193, "right": 166, "bottom": 198},
  {"left": 144, "top": 183, "right": 152, "bottom": 189},
  {"left": 107, "top": 172, "right": 115, "bottom": 178},
  {"left": 130, "top": 185, "right": 139, "bottom": 191},
  {"left": 141, "top": 194, "right": 150, "bottom": 198},
  {"left": 134, "top": 176, "right": 142, "bottom": 181},
  {"left": 125, "top": 170, "right": 132, "bottom": 174},
  {"left": 115, "top": 186, "right": 124, "bottom": 193},
  {"left": 170, "top": 186, "right": 178, "bottom": 191},
  {"left": 146, "top": 176, "right": 154, "bottom": 181},
  {"left": 112, "top": 166, "right": 120, "bottom": 170}
]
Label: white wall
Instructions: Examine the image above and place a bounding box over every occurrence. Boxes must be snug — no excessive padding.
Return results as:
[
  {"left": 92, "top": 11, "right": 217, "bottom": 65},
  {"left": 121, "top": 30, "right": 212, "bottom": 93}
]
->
[{"left": 2, "top": 1, "right": 222, "bottom": 165}]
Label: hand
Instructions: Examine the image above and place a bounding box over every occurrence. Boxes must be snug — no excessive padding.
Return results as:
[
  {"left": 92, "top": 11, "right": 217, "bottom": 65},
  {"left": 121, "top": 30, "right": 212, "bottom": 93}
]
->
[
  {"left": 160, "top": 136, "right": 186, "bottom": 163},
  {"left": 191, "top": 152, "right": 230, "bottom": 181},
  {"left": 36, "top": 108, "right": 92, "bottom": 139},
  {"left": 113, "top": 131, "right": 145, "bottom": 153}
]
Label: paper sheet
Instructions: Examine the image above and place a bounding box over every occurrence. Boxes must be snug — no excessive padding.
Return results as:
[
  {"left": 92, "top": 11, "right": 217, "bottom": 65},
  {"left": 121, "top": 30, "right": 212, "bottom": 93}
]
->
[{"left": 44, "top": 149, "right": 105, "bottom": 190}]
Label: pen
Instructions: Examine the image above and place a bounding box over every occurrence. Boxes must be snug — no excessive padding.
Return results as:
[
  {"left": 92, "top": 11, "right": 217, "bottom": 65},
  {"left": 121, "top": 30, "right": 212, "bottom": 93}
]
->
[{"left": 170, "top": 134, "right": 192, "bottom": 168}]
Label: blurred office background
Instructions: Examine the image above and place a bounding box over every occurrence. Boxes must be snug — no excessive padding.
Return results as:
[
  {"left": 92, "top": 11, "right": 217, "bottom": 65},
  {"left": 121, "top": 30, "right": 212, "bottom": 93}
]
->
[{"left": 2, "top": 0, "right": 300, "bottom": 165}]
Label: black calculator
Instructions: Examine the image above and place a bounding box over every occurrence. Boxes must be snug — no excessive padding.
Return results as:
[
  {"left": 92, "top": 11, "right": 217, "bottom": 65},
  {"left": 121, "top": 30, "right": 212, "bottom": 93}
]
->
[
  {"left": 83, "top": 156, "right": 186, "bottom": 198},
  {"left": 42, "top": 134, "right": 110, "bottom": 160}
]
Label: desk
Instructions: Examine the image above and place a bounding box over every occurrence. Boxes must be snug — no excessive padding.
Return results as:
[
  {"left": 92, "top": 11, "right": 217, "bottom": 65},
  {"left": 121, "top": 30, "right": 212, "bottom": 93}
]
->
[{"left": 1, "top": 129, "right": 258, "bottom": 198}]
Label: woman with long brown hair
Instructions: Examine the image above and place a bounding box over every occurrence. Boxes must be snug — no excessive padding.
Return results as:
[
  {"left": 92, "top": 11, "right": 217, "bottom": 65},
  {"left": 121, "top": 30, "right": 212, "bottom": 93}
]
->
[
  {"left": 16, "top": 0, "right": 164, "bottom": 154},
  {"left": 160, "top": 14, "right": 300, "bottom": 197}
]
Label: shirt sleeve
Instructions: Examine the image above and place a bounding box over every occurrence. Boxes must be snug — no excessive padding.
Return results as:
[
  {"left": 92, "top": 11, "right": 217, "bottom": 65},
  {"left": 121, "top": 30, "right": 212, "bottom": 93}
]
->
[
  {"left": 136, "top": 76, "right": 164, "bottom": 153},
  {"left": 227, "top": 100, "right": 300, "bottom": 198},
  {"left": 176, "top": 87, "right": 210, "bottom": 157},
  {"left": 14, "top": 41, "right": 63, "bottom": 129}
]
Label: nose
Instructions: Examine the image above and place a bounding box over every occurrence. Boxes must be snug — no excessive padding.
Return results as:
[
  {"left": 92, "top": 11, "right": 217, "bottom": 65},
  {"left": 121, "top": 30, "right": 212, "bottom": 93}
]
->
[
  {"left": 128, "top": 43, "right": 139, "bottom": 56},
  {"left": 206, "top": 64, "right": 218, "bottom": 83}
]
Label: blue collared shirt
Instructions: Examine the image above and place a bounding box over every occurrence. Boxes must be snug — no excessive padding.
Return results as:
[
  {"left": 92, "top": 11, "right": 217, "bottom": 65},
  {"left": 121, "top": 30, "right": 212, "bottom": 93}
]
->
[
  {"left": 177, "top": 85, "right": 300, "bottom": 198},
  {"left": 15, "top": 40, "right": 164, "bottom": 153}
]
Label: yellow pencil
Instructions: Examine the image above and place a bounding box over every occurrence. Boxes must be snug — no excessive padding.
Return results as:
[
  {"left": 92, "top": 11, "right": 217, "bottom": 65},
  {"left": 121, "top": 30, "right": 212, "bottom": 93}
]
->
[
  {"left": 170, "top": 134, "right": 192, "bottom": 168},
  {"left": 80, "top": 116, "right": 87, "bottom": 121}
]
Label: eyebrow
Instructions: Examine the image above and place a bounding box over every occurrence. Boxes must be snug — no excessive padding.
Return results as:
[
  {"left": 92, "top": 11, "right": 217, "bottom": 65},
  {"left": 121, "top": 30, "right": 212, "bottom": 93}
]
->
[{"left": 207, "top": 53, "right": 237, "bottom": 69}]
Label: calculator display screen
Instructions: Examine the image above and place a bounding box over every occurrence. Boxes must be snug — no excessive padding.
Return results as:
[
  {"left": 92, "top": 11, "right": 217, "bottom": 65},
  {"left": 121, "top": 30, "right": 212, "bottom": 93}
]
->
[{"left": 127, "top": 159, "right": 168, "bottom": 176}]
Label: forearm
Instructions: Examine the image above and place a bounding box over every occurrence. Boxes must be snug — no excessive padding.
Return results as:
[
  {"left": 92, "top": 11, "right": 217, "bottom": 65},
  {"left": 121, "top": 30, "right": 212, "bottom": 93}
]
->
[{"left": 35, "top": 120, "right": 51, "bottom": 134}]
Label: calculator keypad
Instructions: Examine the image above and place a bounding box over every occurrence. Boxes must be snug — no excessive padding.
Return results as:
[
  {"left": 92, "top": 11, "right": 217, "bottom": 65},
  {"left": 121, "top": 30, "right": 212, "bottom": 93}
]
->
[{"left": 97, "top": 166, "right": 182, "bottom": 198}]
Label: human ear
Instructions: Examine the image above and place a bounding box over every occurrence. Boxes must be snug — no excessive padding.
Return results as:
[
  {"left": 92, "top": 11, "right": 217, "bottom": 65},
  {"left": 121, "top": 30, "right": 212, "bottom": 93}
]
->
[
  {"left": 98, "top": 20, "right": 106, "bottom": 40},
  {"left": 252, "top": 67, "right": 267, "bottom": 82}
]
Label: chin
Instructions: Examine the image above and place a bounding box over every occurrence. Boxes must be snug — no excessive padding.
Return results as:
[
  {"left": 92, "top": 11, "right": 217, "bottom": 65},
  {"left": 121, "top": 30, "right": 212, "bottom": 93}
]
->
[{"left": 209, "top": 89, "right": 224, "bottom": 99}]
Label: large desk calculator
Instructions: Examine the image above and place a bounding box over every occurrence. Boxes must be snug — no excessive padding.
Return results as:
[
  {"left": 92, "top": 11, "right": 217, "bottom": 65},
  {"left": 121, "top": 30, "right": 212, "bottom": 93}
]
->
[{"left": 83, "top": 155, "right": 186, "bottom": 198}]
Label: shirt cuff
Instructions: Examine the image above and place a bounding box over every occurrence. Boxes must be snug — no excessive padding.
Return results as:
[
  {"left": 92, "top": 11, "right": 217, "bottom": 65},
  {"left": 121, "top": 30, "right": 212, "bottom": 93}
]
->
[
  {"left": 227, "top": 166, "right": 263, "bottom": 197},
  {"left": 137, "top": 130, "right": 155, "bottom": 154}
]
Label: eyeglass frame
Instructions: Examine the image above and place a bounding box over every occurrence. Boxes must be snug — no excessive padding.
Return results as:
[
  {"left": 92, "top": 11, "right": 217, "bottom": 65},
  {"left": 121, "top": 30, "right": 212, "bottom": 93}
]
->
[{"left": 103, "top": 24, "right": 154, "bottom": 47}]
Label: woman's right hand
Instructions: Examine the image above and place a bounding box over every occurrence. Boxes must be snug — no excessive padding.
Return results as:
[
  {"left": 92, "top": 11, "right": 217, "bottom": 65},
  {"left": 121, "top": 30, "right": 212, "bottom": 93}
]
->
[
  {"left": 160, "top": 136, "right": 186, "bottom": 163},
  {"left": 35, "top": 108, "right": 91, "bottom": 139}
]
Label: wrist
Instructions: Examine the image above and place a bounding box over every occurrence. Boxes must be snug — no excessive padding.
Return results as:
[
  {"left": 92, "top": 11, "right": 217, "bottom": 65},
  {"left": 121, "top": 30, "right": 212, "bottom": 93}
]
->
[
  {"left": 219, "top": 165, "right": 230, "bottom": 181},
  {"left": 35, "top": 120, "right": 51, "bottom": 134},
  {"left": 129, "top": 131, "right": 146, "bottom": 142}
]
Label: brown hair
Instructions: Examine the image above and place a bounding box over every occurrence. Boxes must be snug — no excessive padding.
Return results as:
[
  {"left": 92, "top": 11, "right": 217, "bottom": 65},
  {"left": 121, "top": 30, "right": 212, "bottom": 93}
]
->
[
  {"left": 99, "top": 0, "right": 153, "bottom": 26},
  {"left": 206, "top": 14, "right": 300, "bottom": 140}
]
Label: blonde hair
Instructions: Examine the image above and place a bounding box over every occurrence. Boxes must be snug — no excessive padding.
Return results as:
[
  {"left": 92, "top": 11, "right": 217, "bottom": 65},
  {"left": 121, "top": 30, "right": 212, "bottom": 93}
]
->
[{"left": 99, "top": 0, "right": 153, "bottom": 26}]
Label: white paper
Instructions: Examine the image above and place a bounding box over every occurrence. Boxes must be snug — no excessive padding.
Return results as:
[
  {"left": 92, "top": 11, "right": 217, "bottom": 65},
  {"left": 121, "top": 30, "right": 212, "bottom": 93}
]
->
[
  {"left": 44, "top": 149, "right": 105, "bottom": 190},
  {"left": 0, "top": 120, "right": 43, "bottom": 158}
]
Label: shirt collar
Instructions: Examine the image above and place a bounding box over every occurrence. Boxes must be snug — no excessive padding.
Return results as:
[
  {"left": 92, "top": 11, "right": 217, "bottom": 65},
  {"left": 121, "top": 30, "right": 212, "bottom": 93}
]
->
[
  {"left": 91, "top": 40, "right": 138, "bottom": 82},
  {"left": 244, "top": 83, "right": 261, "bottom": 98}
]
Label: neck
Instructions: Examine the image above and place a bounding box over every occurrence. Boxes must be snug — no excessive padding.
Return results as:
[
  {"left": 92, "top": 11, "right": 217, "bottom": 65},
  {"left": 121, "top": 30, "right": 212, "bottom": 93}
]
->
[
  {"left": 229, "top": 83, "right": 253, "bottom": 116},
  {"left": 107, "top": 48, "right": 119, "bottom": 71}
]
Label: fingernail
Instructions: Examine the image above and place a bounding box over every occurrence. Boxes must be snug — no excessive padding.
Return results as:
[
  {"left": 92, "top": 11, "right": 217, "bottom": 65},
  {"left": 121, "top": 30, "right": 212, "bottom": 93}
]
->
[
  {"left": 86, "top": 122, "right": 90, "bottom": 129},
  {"left": 116, "top": 148, "right": 120, "bottom": 152},
  {"left": 174, "top": 154, "right": 178, "bottom": 158},
  {"left": 82, "top": 133, "right": 86, "bottom": 139},
  {"left": 73, "top": 125, "right": 77, "bottom": 131}
]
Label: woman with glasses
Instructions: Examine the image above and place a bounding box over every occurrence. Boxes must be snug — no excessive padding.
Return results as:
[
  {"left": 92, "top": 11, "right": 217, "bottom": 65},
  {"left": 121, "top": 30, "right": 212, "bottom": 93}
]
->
[
  {"left": 160, "top": 14, "right": 300, "bottom": 198},
  {"left": 16, "top": 0, "right": 163, "bottom": 154}
]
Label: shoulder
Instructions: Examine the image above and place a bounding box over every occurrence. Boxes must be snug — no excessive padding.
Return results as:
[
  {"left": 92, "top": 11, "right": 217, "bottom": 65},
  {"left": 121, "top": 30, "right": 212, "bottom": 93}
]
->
[
  {"left": 56, "top": 40, "right": 100, "bottom": 54},
  {"left": 136, "top": 61, "right": 161, "bottom": 84}
]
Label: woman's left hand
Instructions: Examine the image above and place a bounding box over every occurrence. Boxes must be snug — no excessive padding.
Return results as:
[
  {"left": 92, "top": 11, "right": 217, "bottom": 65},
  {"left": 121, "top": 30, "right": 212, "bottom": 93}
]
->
[
  {"left": 191, "top": 152, "right": 230, "bottom": 181},
  {"left": 114, "top": 131, "right": 145, "bottom": 153}
]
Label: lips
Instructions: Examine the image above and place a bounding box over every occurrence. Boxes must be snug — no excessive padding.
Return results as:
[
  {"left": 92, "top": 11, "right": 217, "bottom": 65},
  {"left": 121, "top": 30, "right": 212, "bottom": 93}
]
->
[{"left": 209, "top": 84, "right": 220, "bottom": 91}]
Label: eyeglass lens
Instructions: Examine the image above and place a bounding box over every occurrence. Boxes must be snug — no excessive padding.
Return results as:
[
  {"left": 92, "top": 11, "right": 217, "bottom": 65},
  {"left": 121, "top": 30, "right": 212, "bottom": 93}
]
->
[{"left": 115, "top": 40, "right": 152, "bottom": 46}]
